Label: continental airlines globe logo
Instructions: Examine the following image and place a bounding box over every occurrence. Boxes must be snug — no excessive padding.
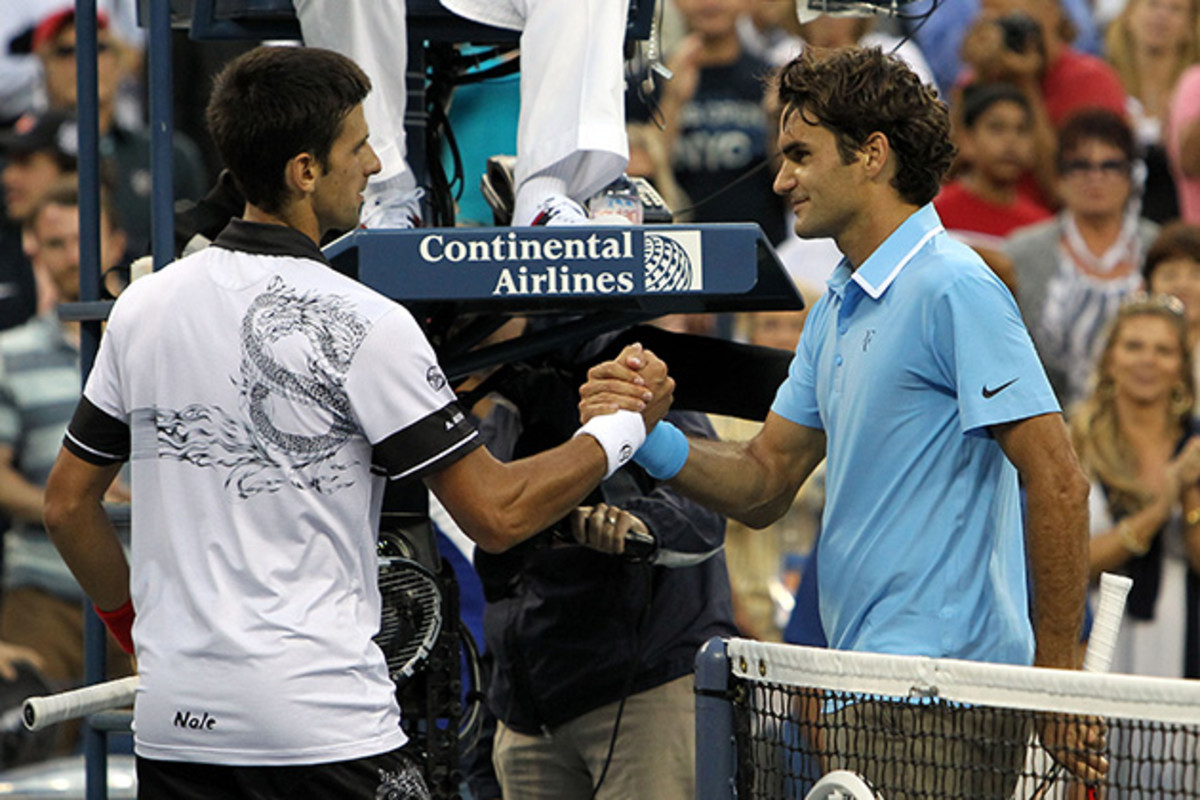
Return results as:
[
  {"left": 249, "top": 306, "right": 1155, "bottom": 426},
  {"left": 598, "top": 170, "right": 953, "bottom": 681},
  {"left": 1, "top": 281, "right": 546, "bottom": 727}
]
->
[{"left": 644, "top": 230, "right": 703, "bottom": 292}]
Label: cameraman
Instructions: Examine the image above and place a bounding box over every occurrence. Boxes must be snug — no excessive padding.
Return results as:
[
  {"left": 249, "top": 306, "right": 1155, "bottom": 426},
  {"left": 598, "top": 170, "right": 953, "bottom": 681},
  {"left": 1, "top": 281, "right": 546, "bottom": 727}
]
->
[{"left": 960, "top": 0, "right": 1126, "bottom": 206}]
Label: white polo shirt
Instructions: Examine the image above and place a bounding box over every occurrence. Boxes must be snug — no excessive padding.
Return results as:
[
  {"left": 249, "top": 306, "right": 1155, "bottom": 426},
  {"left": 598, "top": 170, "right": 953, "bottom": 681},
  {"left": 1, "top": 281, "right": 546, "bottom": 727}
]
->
[{"left": 65, "top": 219, "right": 480, "bottom": 765}]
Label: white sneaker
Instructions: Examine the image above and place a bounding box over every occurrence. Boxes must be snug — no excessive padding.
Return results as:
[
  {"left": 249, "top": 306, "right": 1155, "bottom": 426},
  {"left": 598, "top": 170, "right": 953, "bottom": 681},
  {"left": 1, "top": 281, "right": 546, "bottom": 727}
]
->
[
  {"left": 528, "top": 194, "right": 589, "bottom": 226},
  {"left": 360, "top": 185, "right": 424, "bottom": 229}
]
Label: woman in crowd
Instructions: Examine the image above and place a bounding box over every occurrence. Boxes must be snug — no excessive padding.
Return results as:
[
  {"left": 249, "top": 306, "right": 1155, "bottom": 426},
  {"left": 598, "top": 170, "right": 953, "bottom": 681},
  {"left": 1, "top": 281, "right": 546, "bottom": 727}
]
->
[
  {"left": 1143, "top": 222, "right": 1200, "bottom": 405},
  {"left": 1105, "top": 0, "right": 1200, "bottom": 221},
  {"left": 1007, "top": 109, "right": 1159, "bottom": 408},
  {"left": 1070, "top": 294, "right": 1200, "bottom": 680}
]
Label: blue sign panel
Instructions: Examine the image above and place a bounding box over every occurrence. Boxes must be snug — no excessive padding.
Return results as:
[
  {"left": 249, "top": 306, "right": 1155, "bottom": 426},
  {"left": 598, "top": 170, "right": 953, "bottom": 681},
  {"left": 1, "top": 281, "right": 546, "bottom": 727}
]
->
[{"left": 326, "top": 224, "right": 763, "bottom": 302}]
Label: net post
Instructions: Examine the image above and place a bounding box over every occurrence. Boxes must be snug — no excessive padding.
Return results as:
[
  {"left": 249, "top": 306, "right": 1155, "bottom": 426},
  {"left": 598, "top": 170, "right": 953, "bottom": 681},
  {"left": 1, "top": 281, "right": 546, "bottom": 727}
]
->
[{"left": 695, "top": 636, "right": 736, "bottom": 800}]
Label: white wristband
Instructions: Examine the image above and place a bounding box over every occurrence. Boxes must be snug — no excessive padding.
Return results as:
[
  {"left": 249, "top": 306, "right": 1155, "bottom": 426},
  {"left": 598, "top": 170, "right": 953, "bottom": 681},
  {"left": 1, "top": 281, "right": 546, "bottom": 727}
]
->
[{"left": 574, "top": 410, "right": 647, "bottom": 479}]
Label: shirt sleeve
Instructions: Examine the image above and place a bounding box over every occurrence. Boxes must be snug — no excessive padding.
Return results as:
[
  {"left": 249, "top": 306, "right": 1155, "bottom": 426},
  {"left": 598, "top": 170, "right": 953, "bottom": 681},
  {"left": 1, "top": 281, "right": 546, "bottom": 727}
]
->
[
  {"left": 928, "top": 268, "right": 1060, "bottom": 436},
  {"left": 770, "top": 297, "right": 825, "bottom": 429},
  {"left": 345, "top": 306, "right": 481, "bottom": 484},
  {"left": 63, "top": 396, "right": 130, "bottom": 465}
]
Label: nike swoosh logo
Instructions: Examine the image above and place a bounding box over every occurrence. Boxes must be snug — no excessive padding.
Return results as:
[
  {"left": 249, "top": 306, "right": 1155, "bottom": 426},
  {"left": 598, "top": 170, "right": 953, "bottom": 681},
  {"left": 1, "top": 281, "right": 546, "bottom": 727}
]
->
[{"left": 982, "top": 378, "right": 1019, "bottom": 399}]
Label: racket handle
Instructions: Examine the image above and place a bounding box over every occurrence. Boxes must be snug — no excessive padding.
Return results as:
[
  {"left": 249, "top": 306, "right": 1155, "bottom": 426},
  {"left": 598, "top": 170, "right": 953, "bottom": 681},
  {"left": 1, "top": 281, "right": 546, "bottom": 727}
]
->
[
  {"left": 23, "top": 675, "right": 139, "bottom": 731},
  {"left": 1084, "top": 572, "right": 1133, "bottom": 673}
]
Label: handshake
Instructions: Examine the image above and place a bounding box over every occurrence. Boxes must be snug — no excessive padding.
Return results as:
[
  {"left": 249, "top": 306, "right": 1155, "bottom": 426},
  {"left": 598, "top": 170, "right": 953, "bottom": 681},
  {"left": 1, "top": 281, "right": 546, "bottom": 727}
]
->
[{"left": 573, "top": 343, "right": 690, "bottom": 482}]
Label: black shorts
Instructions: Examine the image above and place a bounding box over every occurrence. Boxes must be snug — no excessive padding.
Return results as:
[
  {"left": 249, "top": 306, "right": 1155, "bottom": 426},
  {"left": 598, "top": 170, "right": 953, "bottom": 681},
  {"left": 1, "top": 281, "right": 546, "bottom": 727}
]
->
[{"left": 135, "top": 747, "right": 431, "bottom": 800}]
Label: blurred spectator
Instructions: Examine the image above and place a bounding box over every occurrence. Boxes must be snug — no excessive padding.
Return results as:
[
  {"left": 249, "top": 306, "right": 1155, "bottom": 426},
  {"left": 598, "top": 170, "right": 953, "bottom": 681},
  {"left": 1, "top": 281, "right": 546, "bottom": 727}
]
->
[
  {"left": 737, "top": 0, "right": 803, "bottom": 66},
  {"left": 1105, "top": 0, "right": 1200, "bottom": 223},
  {"left": 1006, "top": 109, "right": 1158, "bottom": 409},
  {"left": 902, "top": 0, "right": 1104, "bottom": 97},
  {"left": 655, "top": 0, "right": 788, "bottom": 245},
  {"left": 0, "top": 109, "right": 79, "bottom": 329},
  {"left": 1069, "top": 294, "right": 1200, "bottom": 680},
  {"left": 0, "top": 181, "right": 133, "bottom": 752},
  {"left": 1143, "top": 221, "right": 1200, "bottom": 404},
  {"left": 960, "top": 0, "right": 1127, "bottom": 205},
  {"left": 626, "top": 121, "right": 690, "bottom": 219},
  {"left": 1167, "top": 62, "right": 1200, "bottom": 223},
  {"left": 0, "top": 0, "right": 142, "bottom": 126},
  {"left": 29, "top": 7, "right": 205, "bottom": 257},
  {"left": 795, "top": 15, "right": 936, "bottom": 88},
  {"left": 935, "top": 82, "right": 1052, "bottom": 249}
]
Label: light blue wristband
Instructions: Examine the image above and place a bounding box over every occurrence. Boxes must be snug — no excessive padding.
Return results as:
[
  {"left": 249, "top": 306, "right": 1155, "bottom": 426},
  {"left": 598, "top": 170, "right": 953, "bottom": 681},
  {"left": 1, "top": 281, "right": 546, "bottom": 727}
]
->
[{"left": 633, "top": 421, "right": 689, "bottom": 480}]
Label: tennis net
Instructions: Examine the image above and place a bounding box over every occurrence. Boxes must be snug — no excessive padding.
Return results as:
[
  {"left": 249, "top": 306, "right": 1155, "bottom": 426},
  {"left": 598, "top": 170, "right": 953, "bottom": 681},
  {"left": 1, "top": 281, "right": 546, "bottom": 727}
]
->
[{"left": 695, "top": 637, "right": 1200, "bottom": 799}]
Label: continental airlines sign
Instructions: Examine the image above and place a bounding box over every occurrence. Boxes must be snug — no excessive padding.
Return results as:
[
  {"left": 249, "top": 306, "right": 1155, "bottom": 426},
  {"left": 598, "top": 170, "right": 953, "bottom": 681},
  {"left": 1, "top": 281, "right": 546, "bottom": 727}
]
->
[
  {"left": 417, "top": 229, "right": 703, "bottom": 297},
  {"left": 341, "top": 224, "right": 760, "bottom": 302}
]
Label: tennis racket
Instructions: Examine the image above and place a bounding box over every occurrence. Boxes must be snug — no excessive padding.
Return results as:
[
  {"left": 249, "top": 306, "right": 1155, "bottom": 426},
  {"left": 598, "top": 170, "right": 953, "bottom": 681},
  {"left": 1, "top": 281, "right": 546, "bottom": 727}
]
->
[
  {"left": 23, "top": 676, "right": 139, "bottom": 732},
  {"left": 373, "top": 532, "right": 444, "bottom": 686},
  {"left": 1027, "top": 571, "right": 1134, "bottom": 798}
]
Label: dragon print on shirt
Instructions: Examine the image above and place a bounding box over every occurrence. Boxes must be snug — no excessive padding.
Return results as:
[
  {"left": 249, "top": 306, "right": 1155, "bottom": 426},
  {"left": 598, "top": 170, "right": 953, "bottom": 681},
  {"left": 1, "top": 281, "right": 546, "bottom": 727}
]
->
[{"left": 155, "top": 276, "right": 369, "bottom": 499}]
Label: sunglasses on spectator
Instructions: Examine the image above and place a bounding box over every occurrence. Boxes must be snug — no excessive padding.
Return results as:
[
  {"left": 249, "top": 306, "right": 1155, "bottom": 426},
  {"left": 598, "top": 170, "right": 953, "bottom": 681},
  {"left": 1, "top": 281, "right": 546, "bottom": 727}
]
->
[
  {"left": 49, "top": 41, "right": 111, "bottom": 59},
  {"left": 1060, "top": 158, "right": 1131, "bottom": 177}
]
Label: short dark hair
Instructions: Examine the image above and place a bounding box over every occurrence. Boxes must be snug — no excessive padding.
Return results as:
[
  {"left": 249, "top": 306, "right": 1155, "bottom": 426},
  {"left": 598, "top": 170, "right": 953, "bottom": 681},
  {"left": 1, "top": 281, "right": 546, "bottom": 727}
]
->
[
  {"left": 1144, "top": 221, "right": 1200, "bottom": 284},
  {"left": 776, "top": 47, "right": 955, "bottom": 206},
  {"left": 205, "top": 46, "right": 371, "bottom": 214},
  {"left": 960, "top": 82, "right": 1032, "bottom": 129},
  {"left": 1056, "top": 108, "right": 1135, "bottom": 171},
  {"left": 27, "top": 177, "right": 120, "bottom": 233}
]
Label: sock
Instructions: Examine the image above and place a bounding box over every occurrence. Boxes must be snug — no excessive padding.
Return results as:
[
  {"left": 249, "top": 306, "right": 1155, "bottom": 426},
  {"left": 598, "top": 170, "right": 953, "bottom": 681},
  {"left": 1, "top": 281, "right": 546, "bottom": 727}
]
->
[{"left": 512, "top": 169, "right": 573, "bottom": 226}]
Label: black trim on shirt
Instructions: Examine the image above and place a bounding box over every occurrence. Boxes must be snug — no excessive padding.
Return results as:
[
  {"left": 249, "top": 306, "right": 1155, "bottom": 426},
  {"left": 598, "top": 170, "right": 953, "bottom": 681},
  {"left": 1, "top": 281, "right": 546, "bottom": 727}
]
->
[
  {"left": 373, "top": 401, "right": 482, "bottom": 484},
  {"left": 211, "top": 218, "right": 329, "bottom": 264},
  {"left": 64, "top": 396, "right": 130, "bottom": 465}
]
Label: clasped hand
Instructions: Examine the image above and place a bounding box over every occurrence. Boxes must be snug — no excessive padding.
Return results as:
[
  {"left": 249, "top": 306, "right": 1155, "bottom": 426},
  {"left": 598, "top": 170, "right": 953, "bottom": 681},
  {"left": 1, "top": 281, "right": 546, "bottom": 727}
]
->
[{"left": 578, "top": 343, "right": 675, "bottom": 432}]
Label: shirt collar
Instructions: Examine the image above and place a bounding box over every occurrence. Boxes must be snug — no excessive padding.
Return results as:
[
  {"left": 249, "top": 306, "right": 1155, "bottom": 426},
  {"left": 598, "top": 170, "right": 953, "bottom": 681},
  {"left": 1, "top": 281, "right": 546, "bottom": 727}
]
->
[
  {"left": 849, "top": 204, "right": 944, "bottom": 300},
  {"left": 212, "top": 218, "right": 329, "bottom": 265}
]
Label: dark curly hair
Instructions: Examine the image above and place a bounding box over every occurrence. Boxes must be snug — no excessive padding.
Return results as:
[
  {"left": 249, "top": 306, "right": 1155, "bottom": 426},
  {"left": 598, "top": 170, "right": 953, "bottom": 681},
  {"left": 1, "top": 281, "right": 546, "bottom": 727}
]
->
[{"left": 776, "top": 47, "right": 955, "bottom": 206}]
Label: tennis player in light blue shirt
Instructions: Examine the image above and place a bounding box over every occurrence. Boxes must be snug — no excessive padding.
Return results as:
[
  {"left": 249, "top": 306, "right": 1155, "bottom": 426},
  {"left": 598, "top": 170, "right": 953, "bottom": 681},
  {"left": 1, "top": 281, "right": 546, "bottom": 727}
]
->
[
  {"left": 582, "top": 50, "right": 1106, "bottom": 783},
  {"left": 771, "top": 202, "right": 1059, "bottom": 665}
]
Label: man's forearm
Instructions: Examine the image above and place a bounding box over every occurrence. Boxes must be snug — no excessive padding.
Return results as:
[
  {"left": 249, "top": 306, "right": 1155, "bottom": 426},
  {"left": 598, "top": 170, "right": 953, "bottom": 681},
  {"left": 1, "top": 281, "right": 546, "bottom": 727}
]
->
[
  {"left": 670, "top": 427, "right": 824, "bottom": 530},
  {"left": 670, "top": 437, "right": 784, "bottom": 526},
  {"left": 44, "top": 454, "right": 130, "bottom": 610},
  {"left": 1025, "top": 474, "right": 1089, "bottom": 670},
  {"left": 993, "top": 415, "right": 1089, "bottom": 670},
  {"left": 46, "top": 497, "right": 130, "bottom": 610}
]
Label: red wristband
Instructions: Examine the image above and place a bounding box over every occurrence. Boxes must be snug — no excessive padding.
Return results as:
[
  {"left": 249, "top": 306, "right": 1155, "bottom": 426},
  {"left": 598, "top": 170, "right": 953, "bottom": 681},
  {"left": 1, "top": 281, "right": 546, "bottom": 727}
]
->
[{"left": 94, "top": 599, "right": 135, "bottom": 655}]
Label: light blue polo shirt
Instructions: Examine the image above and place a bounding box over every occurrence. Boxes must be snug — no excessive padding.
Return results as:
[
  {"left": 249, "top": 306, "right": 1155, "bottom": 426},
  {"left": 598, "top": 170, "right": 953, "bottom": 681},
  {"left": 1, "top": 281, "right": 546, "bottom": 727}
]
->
[{"left": 772, "top": 204, "right": 1059, "bottom": 666}]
